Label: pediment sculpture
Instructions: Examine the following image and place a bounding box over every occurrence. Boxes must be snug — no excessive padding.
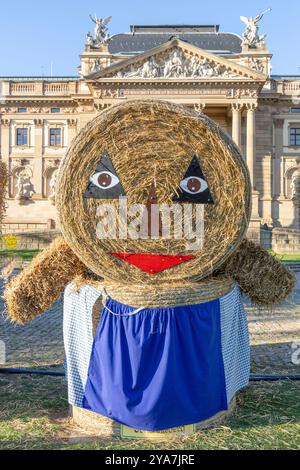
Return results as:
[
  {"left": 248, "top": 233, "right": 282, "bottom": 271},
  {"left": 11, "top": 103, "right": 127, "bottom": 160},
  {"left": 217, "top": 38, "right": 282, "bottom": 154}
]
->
[{"left": 114, "top": 48, "right": 241, "bottom": 79}]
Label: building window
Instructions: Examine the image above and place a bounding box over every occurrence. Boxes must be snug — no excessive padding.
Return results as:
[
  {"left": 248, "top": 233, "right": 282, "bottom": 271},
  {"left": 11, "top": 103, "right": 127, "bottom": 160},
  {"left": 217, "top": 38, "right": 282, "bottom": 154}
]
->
[
  {"left": 51, "top": 108, "right": 60, "bottom": 113},
  {"left": 16, "top": 128, "right": 28, "bottom": 146},
  {"left": 49, "top": 128, "right": 62, "bottom": 146},
  {"left": 290, "top": 128, "right": 300, "bottom": 146},
  {"left": 291, "top": 107, "right": 300, "bottom": 113},
  {"left": 18, "top": 107, "right": 27, "bottom": 113}
]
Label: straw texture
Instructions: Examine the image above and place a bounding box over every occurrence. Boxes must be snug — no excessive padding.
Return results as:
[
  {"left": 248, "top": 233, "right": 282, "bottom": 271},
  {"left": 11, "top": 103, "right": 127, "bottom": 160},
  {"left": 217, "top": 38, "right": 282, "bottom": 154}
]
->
[
  {"left": 72, "top": 274, "right": 234, "bottom": 308},
  {"left": 219, "top": 238, "right": 296, "bottom": 306},
  {"left": 3, "top": 100, "right": 296, "bottom": 324},
  {"left": 3, "top": 235, "right": 296, "bottom": 323},
  {"left": 56, "top": 99, "right": 251, "bottom": 285},
  {"left": 3, "top": 237, "right": 85, "bottom": 324},
  {"left": 71, "top": 399, "right": 236, "bottom": 438}
]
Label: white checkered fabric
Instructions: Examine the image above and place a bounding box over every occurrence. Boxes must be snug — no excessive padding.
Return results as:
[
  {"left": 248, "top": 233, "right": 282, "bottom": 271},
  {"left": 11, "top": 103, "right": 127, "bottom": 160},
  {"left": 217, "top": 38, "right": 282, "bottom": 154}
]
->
[
  {"left": 63, "top": 283, "right": 101, "bottom": 407},
  {"left": 220, "top": 284, "right": 250, "bottom": 403},
  {"left": 63, "top": 282, "right": 250, "bottom": 408}
]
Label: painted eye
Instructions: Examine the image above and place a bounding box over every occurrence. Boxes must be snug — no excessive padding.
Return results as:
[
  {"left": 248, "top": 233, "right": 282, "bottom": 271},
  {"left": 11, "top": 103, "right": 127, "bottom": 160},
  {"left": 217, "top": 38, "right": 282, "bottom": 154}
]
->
[
  {"left": 90, "top": 171, "right": 120, "bottom": 190},
  {"left": 179, "top": 176, "right": 208, "bottom": 195}
]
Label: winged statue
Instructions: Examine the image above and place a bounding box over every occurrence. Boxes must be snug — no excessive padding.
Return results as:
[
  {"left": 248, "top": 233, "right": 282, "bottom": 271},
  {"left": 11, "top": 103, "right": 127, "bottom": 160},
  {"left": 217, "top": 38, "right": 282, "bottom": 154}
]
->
[
  {"left": 89, "top": 14, "right": 112, "bottom": 46},
  {"left": 240, "top": 9, "right": 271, "bottom": 47}
]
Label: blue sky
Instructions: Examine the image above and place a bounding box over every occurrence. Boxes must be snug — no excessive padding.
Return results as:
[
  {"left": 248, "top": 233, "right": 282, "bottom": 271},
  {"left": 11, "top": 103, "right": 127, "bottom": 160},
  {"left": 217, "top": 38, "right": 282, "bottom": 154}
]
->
[{"left": 0, "top": 0, "right": 298, "bottom": 76}]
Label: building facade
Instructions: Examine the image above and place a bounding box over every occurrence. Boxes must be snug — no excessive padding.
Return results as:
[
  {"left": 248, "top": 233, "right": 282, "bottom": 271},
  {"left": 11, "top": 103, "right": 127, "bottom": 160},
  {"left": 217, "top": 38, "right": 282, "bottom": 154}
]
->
[{"left": 1, "top": 21, "right": 300, "bottom": 241}]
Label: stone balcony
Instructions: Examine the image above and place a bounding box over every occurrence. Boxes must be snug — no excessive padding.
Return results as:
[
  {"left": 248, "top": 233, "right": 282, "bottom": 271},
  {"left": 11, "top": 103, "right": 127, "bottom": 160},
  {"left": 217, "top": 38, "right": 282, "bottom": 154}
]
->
[
  {"left": 0, "top": 78, "right": 80, "bottom": 97},
  {"left": 282, "top": 81, "right": 300, "bottom": 95},
  {"left": 269, "top": 77, "right": 300, "bottom": 96}
]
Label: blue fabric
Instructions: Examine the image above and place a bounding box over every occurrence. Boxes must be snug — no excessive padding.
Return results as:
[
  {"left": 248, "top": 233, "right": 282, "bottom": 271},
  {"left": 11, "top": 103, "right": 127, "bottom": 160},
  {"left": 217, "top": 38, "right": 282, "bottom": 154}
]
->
[{"left": 82, "top": 296, "right": 228, "bottom": 431}]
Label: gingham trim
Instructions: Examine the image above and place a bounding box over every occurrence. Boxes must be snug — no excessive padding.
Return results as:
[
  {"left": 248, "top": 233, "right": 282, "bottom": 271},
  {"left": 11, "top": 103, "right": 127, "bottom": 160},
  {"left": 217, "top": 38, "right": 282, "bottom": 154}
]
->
[
  {"left": 63, "top": 284, "right": 101, "bottom": 407},
  {"left": 220, "top": 284, "right": 250, "bottom": 403}
]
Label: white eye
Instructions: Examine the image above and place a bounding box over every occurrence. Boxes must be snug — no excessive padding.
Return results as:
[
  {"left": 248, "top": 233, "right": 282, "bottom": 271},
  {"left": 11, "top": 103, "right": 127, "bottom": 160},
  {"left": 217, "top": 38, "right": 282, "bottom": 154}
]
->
[
  {"left": 90, "top": 171, "right": 120, "bottom": 190},
  {"left": 180, "top": 176, "right": 208, "bottom": 195}
]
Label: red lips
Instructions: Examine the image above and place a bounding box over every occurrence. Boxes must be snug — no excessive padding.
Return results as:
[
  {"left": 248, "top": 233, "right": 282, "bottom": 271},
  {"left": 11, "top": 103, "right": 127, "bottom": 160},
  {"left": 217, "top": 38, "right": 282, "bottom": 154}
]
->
[{"left": 111, "top": 253, "right": 195, "bottom": 274}]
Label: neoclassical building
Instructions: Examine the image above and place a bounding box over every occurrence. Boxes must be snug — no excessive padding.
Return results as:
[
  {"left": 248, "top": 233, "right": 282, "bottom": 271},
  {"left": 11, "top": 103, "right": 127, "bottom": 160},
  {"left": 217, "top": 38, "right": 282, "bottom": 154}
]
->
[{"left": 1, "top": 20, "right": 300, "bottom": 242}]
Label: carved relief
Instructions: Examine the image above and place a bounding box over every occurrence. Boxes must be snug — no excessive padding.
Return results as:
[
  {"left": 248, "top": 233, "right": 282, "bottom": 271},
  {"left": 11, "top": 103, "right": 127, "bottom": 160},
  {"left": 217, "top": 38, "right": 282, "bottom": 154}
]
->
[
  {"left": 14, "top": 166, "right": 35, "bottom": 204},
  {"left": 90, "top": 58, "right": 102, "bottom": 73},
  {"left": 249, "top": 58, "right": 265, "bottom": 74},
  {"left": 0, "top": 107, "right": 11, "bottom": 114},
  {"left": 0, "top": 118, "right": 10, "bottom": 127},
  {"left": 67, "top": 119, "right": 78, "bottom": 128},
  {"left": 290, "top": 173, "right": 300, "bottom": 201},
  {"left": 231, "top": 103, "right": 243, "bottom": 111},
  {"left": 43, "top": 160, "right": 60, "bottom": 202},
  {"left": 246, "top": 102, "right": 258, "bottom": 111},
  {"left": 28, "top": 107, "right": 40, "bottom": 114},
  {"left": 77, "top": 104, "right": 95, "bottom": 113},
  {"left": 94, "top": 85, "right": 259, "bottom": 100},
  {"left": 63, "top": 107, "right": 77, "bottom": 114},
  {"left": 49, "top": 170, "right": 58, "bottom": 205},
  {"left": 0, "top": 106, "right": 76, "bottom": 115},
  {"left": 94, "top": 103, "right": 110, "bottom": 112},
  {"left": 232, "top": 88, "right": 258, "bottom": 99},
  {"left": 114, "top": 48, "right": 242, "bottom": 80},
  {"left": 96, "top": 88, "right": 119, "bottom": 99},
  {"left": 285, "top": 162, "right": 300, "bottom": 200}
]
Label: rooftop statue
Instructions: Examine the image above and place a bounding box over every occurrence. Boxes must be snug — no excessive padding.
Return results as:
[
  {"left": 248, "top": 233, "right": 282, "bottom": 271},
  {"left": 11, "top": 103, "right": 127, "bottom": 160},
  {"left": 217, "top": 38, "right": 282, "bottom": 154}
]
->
[
  {"left": 89, "top": 14, "right": 112, "bottom": 46},
  {"left": 240, "top": 8, "right": 271, "bottom": 47}
]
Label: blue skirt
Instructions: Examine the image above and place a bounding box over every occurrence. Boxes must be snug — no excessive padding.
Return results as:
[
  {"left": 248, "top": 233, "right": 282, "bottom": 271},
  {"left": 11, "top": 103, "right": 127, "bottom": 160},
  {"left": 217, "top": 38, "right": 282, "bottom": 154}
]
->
[{"left": 81, "top": 296, "right": 230, "bottom": 431}]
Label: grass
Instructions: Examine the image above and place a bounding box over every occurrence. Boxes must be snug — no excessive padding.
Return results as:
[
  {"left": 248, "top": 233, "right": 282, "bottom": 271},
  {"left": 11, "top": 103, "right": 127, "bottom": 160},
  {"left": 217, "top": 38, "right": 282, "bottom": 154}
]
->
[
  {"left": 0, "top": 374, "right": 299, "bottom": 450},
  {"left": 1, "top": 248, "right": 300, "bottom": 264},
  {"left": 2, "top": 249, "right": 300, "bottom": 263},
  {"left": 269, "top": 250, "right": 300, "bottom": 263},
  {"left": 0, "top": 249, "right": 39, "bottom": 261},
  {"left": 275, "top": 254, "right": 300, "bottom": 262}
]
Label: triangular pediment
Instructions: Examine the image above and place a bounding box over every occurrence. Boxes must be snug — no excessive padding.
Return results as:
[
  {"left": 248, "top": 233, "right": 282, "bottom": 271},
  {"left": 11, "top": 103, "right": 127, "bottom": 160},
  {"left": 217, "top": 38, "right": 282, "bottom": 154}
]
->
[{"left": 86, "top": 38, "right": 267, "bottom": 81}]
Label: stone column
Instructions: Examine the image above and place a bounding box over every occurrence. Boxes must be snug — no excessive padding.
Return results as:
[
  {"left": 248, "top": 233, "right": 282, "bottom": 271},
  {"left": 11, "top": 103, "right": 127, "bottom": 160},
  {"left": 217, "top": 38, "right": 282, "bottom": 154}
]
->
[
  {"left": 260, "top": 153, "right": 273, "bottom": 226},
  {"left": 33, "top": 119, "right": 44, "bottom": 198},
  {"left": 246, "top": 103, "right": 258, "bottom": 189},
  {"left": 0, "top": 118, "right": 10, "bottom": 164},
  {"left": 231, "top": 103, "right": 242, "bottom": 148},
  {"left": 67, "top": 119, "right": 78, "bottom": 146},
  {"left": 246, "top": 102, "right": 260, "bottom": 238},
  {"left": 0, "top": 118, "right": 11, "bottom": 196},
  {"left": 273, "top": 118, "right": 284, "bottom": 197}
]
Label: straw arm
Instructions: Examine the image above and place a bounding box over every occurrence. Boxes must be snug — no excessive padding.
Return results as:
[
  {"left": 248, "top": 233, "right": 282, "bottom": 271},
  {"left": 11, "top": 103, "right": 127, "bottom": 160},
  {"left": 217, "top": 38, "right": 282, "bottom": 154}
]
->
[
  {"left": 3, "top": 237, "right": 86, "bottom": 324},
  {"left": 221, "top": 238, "right": 296, "bottom": 306}
]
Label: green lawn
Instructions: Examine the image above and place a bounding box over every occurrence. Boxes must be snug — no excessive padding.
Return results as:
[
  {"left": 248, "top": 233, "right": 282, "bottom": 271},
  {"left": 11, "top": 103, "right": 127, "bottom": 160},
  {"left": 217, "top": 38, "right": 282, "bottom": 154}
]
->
[
  {"left": 0, "top": 374, "right": 299, "bottom": 450},
  {"left": 274, "top": 254, "right": 300, "bottom": 262},
  {"left": 0, "top": 249, "right": 39, "bottom": 261},
  {"left": 268, "top": 250, "right": 300, "bottom": 262},
  {"left": 1, "top": 248, "right": 300, "bottom": 264}
]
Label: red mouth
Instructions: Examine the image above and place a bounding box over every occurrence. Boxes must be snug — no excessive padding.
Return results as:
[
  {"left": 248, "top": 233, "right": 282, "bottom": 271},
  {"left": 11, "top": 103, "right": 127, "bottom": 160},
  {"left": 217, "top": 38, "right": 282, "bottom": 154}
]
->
[{"left": 111, "top": 252, "right": 195, "bottom": 274}]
